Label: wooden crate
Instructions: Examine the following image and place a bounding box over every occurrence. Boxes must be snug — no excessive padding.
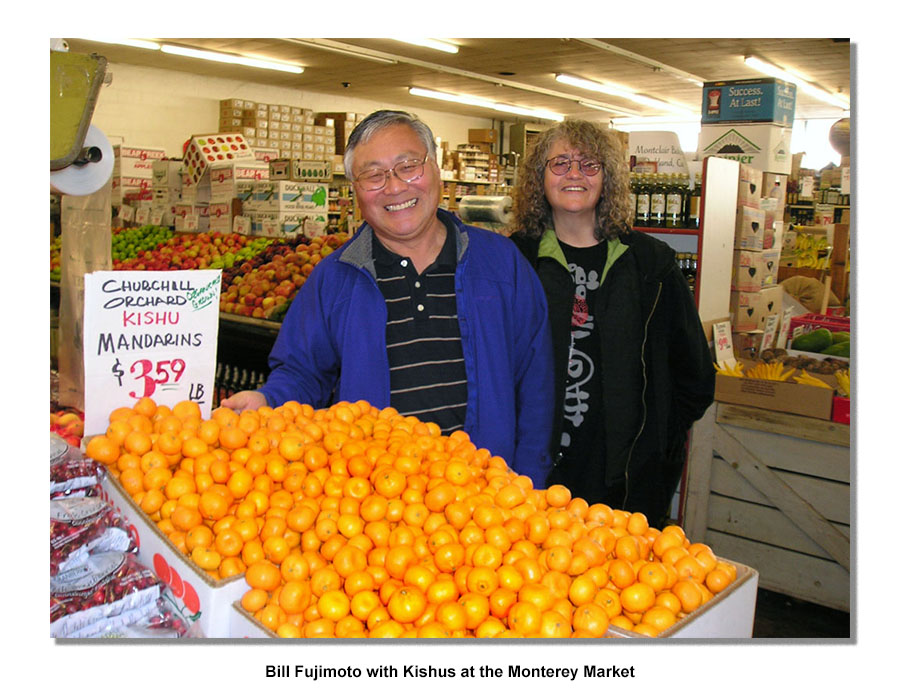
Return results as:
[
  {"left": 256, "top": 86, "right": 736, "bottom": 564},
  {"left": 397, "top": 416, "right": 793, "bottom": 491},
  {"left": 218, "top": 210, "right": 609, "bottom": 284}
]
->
[{"left": 684, "top": 403, "right": 850, "bottom": 612}]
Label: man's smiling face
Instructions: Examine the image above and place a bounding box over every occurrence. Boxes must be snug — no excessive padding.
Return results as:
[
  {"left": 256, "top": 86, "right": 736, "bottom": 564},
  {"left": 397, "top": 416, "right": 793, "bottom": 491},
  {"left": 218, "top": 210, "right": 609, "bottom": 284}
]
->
[{"left": 352, "top": 123, "right": 443, "bottom": 248}]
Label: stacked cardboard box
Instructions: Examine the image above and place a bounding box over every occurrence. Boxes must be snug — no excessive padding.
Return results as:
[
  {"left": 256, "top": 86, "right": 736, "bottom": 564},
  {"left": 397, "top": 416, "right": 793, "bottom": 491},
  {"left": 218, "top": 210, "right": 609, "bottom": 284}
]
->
[
  {"left": 205, "top": 162, "right": 270, "bottom": 234},
  {"left": 149, "top": 159, "right": 182, "bottom": 227},
  {"left": 242, "top": 180, "right": 329, "bottom": 239},
  {"left": 315, "top": 112, "right": 360, "bottom": 156},
  {"left": 730, "top": 163, "right": 783, "bottom": 353},
  {"left": 699, "top": 77, "right": 795, "bottom": 176},
  {"left": 220, "top": 99, "right": 336, "bottom": 162},
  {"left": 111, "top": 145, "right": 166, "bottom": 206}
]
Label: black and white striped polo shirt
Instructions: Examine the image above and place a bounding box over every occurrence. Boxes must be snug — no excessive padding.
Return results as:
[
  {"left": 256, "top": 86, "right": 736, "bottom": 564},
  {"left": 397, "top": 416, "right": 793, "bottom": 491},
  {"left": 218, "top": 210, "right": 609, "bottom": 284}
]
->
[{"left": 371, "top": 227, "right": 468, "bottom": 434}]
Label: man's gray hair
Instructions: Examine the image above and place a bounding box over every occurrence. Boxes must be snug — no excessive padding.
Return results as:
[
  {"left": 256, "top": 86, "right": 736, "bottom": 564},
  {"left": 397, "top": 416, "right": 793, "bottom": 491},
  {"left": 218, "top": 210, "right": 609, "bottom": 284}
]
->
[{"left": 343, "top": 110, "right": 438, "bottom": 178}]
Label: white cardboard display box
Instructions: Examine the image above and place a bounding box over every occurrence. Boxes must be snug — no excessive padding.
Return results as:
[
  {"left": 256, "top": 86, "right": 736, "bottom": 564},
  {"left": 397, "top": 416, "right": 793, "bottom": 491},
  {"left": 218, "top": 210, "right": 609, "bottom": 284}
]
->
[
  {"left": 231, "top": 560, "right": 758, "bottom": 639},
  {"left": 609, "top": 560, "right": 758, "bottom": 638},
  {"left": 101, "top": 475, "right": 249, "bottom": 637}
]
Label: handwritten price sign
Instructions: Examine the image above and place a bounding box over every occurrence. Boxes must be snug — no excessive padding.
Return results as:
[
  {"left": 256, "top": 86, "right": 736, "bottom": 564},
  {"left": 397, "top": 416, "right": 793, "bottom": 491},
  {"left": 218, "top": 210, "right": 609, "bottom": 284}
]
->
[
  {"left": 83, "top": 270, "right": 222, "bottom": 437},
  {"left": 111, "top": 357, "right": 187, "bottom": 399}
]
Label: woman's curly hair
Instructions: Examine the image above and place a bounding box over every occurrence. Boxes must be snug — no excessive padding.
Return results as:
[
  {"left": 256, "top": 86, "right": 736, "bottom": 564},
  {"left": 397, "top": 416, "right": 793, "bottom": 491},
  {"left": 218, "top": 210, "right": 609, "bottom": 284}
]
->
[{"left": 512, "top": 120, "right": 633, "bottom": 241}]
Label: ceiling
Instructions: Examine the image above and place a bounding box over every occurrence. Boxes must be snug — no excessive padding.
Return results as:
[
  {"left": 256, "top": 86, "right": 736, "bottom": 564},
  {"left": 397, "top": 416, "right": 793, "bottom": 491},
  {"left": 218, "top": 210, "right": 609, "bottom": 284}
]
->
[{"left": 64, "top": 38, "right": 852, "bottom": 124}]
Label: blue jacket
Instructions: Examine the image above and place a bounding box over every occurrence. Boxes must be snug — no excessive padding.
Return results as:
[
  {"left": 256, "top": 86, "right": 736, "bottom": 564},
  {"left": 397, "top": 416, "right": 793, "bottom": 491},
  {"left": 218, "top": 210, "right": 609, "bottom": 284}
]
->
[{"left": 259, "top": 209, "right": 555, "bottom": 487}]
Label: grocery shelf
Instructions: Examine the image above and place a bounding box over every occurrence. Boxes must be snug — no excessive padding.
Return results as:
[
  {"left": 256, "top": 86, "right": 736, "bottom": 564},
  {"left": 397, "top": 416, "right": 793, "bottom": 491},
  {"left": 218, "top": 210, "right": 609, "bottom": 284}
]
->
[{"left": 634, "top": 226, "right": 700, "bottom": 236}]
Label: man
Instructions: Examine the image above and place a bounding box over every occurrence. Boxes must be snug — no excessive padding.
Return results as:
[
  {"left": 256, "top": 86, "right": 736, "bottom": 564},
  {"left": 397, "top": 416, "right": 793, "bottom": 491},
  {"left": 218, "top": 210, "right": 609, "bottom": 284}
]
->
[{"left": 223, "top": 110, "right": 554, "bottom": 486}]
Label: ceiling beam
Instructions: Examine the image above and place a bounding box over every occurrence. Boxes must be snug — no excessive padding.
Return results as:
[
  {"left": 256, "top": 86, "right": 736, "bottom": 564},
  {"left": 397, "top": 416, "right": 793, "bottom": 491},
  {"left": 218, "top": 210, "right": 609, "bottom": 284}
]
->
[
  {"left": 573, "top": 38, "right": 708, "bottom": 86},
  {"left": 279, "top": 38, "right": 643, "bottom": 117}
]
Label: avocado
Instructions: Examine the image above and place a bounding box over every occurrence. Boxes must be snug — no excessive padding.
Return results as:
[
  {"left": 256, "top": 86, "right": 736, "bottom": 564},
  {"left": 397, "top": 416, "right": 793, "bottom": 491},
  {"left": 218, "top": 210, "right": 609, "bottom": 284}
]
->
[
  {"left": 821, "top": 341, "right": 850, "bottom": 357},
  {"left": 831, "top": 331, "right": 850, "bottom": 345},
  {"left": 791, "top": 328, "right": 833, "bottom": 352}
]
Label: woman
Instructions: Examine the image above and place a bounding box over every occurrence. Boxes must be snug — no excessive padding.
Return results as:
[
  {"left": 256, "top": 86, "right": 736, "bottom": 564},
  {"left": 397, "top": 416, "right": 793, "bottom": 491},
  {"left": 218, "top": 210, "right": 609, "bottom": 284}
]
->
[{"left": 510, "top": 120, "right": 715, "bottom": 528}]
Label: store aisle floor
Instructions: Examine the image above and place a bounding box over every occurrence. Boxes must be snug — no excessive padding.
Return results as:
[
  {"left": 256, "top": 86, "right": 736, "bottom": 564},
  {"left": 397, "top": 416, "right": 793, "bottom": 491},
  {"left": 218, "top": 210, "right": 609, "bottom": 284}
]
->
[{"left": 752, "top": 588, "right": 851, "bottom": 638}]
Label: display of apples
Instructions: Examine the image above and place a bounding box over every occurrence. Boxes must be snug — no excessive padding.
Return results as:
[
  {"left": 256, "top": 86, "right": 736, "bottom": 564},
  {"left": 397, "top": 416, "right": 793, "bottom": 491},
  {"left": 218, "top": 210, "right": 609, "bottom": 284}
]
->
[
  {"left": 114, "top": 231, "right": 270, "bottom": 272},
  {"left": 50, "top": 408, "right": 84, "bottom": 447},
  {"left": 111, "top": 224, "right": 174, "bottom": 264},
  {"left": 52, "top": 224, "right": 350, "bottom": 323},
  {"left": 219, "top": 233, "right": 349, "bottom": 320}
]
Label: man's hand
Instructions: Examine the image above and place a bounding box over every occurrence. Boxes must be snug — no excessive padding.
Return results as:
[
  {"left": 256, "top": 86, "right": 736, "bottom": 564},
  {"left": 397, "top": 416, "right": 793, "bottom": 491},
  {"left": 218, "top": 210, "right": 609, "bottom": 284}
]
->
[{"left": 220, "top": 390, "right": 268, "bottom": 413}]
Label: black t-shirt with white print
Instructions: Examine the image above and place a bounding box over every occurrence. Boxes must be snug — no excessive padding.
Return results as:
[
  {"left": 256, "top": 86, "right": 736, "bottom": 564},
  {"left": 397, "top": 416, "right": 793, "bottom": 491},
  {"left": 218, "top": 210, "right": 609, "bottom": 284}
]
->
[{"left": 554, "top": 239, "right": 608, "bottom": 496}]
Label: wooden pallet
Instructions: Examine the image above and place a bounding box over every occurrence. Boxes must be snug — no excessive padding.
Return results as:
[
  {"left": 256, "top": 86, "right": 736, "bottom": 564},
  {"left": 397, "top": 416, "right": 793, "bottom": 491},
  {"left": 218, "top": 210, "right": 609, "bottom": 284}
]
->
[{"left": 684, "top": 402, "right": 851, "bottom": 612}]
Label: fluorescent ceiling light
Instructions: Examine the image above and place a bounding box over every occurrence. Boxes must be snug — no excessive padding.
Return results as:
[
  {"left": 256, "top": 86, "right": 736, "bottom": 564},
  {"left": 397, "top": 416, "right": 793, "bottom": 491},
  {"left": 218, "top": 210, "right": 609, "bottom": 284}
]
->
[
  {"left": 744, "top": 55, "right": 850, "bottom": 110},
  {"left": 409, "top": 87, "right": 564, "bottom": 121},
  {"left": 160, "top": 44, "right": 304, "bottom": 74},
  {"left": 556, "top": 74, "right": 696, "bottom": 116},
  {"left": 393, "top": 39, "right": 459, "bottom": 54},
  {"left": 83, "top": 38, "right": 161, "bottom": 51}
]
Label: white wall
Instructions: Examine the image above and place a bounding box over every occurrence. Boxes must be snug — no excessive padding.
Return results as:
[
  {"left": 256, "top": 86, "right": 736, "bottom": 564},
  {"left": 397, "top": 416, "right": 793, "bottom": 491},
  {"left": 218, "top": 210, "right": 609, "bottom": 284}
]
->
[{"left": 91, "top": 63, "right": 494, "bottom": 158}]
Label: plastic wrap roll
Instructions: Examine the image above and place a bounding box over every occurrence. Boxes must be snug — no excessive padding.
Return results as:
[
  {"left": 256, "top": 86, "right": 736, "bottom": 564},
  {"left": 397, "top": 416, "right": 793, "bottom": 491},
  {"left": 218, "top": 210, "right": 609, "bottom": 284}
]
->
[
  {"left": 458, "top": 195, "right": 513, "bottom": 225},
  {"left": 50, "top": 125, "right": 114, "bottom": 196}
]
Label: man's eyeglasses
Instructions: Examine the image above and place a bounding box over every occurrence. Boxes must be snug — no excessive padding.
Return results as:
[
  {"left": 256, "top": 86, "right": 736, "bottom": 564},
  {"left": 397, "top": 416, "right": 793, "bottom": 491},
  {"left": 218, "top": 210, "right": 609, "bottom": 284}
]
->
[
  {"left": 354, "top": 156, "right": 429, "bottom": 191},
  {"left": 545, "top": 156, "right": 602, "bottom": 177}
]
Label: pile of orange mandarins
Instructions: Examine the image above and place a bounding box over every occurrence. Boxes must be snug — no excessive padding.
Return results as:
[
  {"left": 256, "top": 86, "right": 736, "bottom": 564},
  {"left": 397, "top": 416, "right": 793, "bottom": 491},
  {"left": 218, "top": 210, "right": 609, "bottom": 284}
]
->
[{"left": 85, "top": 397, "right": 738, "bottom": 639}]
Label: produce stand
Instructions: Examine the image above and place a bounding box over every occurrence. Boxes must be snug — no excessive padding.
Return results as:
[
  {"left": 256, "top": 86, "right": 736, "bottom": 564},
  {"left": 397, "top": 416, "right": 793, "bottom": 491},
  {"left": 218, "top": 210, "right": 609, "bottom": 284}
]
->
[{"left": 683, "top": 402, "right": 850, "bottom": 611}]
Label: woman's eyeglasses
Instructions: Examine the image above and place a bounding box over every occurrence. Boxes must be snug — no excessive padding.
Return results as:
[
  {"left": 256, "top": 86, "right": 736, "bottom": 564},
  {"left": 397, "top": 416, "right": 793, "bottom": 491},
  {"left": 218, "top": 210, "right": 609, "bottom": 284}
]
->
[{"left": 545, "top": 156, "right": 602, "bottom": 177}]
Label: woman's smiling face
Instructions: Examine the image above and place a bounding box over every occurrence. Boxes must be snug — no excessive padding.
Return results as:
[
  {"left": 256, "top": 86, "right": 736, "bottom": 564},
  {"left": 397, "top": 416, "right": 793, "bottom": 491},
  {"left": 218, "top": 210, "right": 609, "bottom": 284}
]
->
[{"left": 542, "top": 139, "right": 604, "bottom": 218}]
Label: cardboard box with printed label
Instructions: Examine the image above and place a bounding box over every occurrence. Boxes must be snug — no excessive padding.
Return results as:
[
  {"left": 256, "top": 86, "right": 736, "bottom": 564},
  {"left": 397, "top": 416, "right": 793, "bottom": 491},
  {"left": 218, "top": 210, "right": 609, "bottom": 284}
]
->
[
  {"left": 252, "top": 181, "right": 329, "bottom": 213},
  {"left": 208, "top": 162, "right": 269, "bottom": 200},
  {"left": 111, "top": 177, "right": 153, "bottom": 206},
  {"left": 174, "top": 204, "right": 209, "bottom": 232},
  {"left": 113, "top": 145, "right": 167, "bottom": 179},
  {"left": 730, "top": 289, "right": 762, "bottom": 331},
  {"left": 151, "top": 160, "right": 183, "bottom": 189},
  {"left": 268, "top": 158, "right": 293, "bottom": 180},
  {"left": 732, "top": 330, "right": 764, "bottom": 359},
  {"left": 219, "top": 98, "right": 245, "bottom": 112},
  {"left": 756, "top": 286, "right": 782, "bottom": 329},
  {"left": 101, "top": 475, "right": 248, "bottom": 637},
  {"left": 714, "top": 360, "right": 835, "bottom": 420},
  {"left": 182, "top": 134, "right": 255, "bottom": 185},
  {"left": 253, "top": 147, "right": 281, "bottom": 163},
  {"left": 701, "top": 77, "right": 796, "bottom": 127},
  {"left": 736, "top": 163, "right": 763, "bottom": 208},
  {"left": 231, "top": 560, "right": 759, "bottom": 639},
  {"left": 700, "top": 123, "right": 793, "bottom": 175},
  {"left": 732, "top": 250, "right": 764, "bottom": 292},
  {"left": 291, "top": 159, "right": 333, "bottom": 182},
  {"left": 735, "top": 206, "right": 765, "bottom": 251},
  {"left": 760, "top": 249, "right": 781, "bottom": 287},
  {"left": 759, "top": 197, "right": 779, "bottom": 234}
]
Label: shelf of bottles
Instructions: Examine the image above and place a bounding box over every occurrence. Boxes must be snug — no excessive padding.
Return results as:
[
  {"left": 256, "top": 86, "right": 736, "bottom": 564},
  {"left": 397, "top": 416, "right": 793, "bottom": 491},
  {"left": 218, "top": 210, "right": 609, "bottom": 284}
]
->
[{"left": 631, "top": 172, "right": 702, "bottom": 233}]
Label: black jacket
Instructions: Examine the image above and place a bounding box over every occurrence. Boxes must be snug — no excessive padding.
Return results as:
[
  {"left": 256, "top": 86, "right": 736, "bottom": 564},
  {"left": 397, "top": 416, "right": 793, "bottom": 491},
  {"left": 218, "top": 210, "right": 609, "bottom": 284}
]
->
[{"left": 511, "top": 227, "right": 715, "bottom": 522}]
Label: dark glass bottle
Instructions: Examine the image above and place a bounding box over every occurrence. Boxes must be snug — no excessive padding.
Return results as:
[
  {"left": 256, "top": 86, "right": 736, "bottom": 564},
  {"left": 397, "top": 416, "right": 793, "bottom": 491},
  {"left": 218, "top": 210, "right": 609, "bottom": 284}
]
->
[
  {"left": 689, "top": 173, "right": 703, "bottom": 229},
  {"left": 635, "top": 173, "right": 651, "bottom": 227},
  {"left": 666, "top": 174, "right": 686, "bottom": 229},
  {"left": 650, "top": 173, "right": 667, "bottom": 228}
]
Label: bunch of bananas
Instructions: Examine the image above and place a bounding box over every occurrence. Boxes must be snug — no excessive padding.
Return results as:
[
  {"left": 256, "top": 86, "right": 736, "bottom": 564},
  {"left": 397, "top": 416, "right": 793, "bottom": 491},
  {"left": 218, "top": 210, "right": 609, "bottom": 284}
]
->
[
  {"left": 744, "top": 361, "right": 796, "bottom": 382},
  {"left": 834, "top": 369, "right": 850, "bottom": 397},
  {"left": 713, "top": 360, "right": 744, "bottom": 377},
  {"left": 793, "top": 369, "right": 832, "bottom": 388}
]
